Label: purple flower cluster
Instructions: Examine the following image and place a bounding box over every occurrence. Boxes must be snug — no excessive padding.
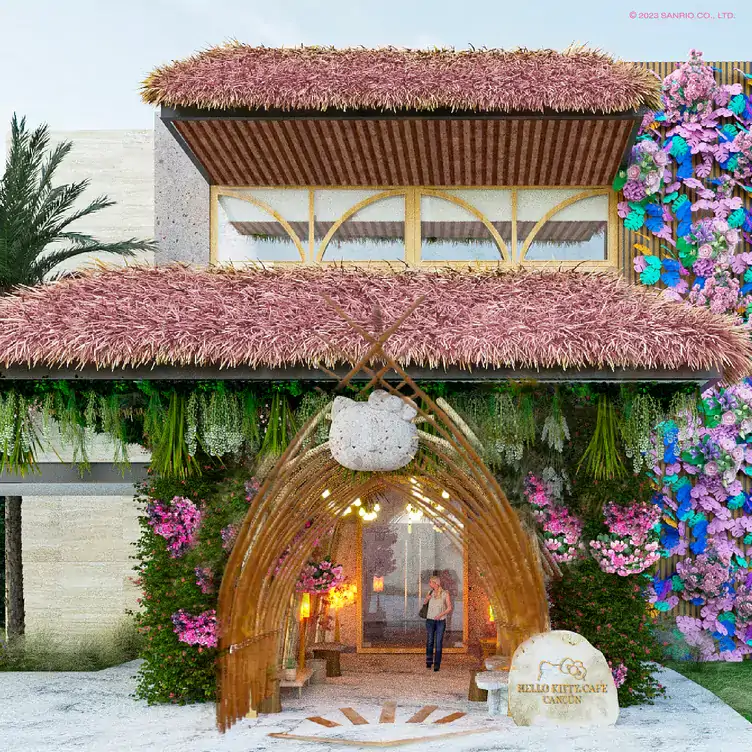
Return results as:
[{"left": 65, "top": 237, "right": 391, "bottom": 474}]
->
[
  {"left": 194, "top": 566, "right": 215, "bottom": 594},
  {"left": 171, "top": 608, "right": 217, "bottom": 648},
  {"left": 220, "top": 524, "right": 238, "bottom": 551},
  {"left": 609, "top": 661, "right": 628, "bottom": 689},
  {"left": 146, "top": 496, "right": 202, "bottom": 558}
]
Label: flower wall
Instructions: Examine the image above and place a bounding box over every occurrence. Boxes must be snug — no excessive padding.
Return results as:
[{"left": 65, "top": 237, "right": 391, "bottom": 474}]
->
[{"left": 619, "top": 50, "right": 752, "bottom": 660}]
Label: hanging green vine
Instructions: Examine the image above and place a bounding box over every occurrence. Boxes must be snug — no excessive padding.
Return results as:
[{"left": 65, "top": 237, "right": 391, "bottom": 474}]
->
[
  {"left": 260, "top": 392, "right": 298, "bottom": 458},
  {"left": 577, "top": 394, "right": 626, "bottom": 480},
  {"left": 619, "top": 390, "right": 662, "bottom": 474},
  {"left": 541, "top": 388, "right": 570, "bottom": 453},
  {"left": 0, "top": 390, "right": 38, "bottom": 474}
]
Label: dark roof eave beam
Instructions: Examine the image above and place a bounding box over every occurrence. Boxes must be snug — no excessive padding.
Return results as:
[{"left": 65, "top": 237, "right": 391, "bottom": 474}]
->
[
  {"left": 0, "top": 365, "right": 721, "bottom": 383},
  {"left": 160, "top": 104, "right": 647, "bottom": 123}
]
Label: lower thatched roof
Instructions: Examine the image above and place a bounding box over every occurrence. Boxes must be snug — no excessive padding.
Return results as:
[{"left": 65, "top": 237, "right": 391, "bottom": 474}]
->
[{"left": 0, "top": 266, "right": 750, "bottom": 381}]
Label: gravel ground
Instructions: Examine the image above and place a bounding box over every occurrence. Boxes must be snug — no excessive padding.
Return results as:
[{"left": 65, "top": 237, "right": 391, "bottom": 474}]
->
[{"left": 1, "top": 654, "right": 751, "bottom": 752}]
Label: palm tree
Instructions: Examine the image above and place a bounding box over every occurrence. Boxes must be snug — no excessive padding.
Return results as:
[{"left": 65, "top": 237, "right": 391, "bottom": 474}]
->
[{"left": 0, "top": 114, "right": 156, "bottom": 638}]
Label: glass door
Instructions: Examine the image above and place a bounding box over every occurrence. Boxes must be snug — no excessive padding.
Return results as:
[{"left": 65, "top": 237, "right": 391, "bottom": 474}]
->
[{"left": 358, "top": 490, "right": 466, "bottom": 652}]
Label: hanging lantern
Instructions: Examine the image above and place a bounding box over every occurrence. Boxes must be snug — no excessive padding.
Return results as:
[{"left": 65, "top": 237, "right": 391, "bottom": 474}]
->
[
  {"left": 372, "top": 576, "right": 384, "bottom": 593},
  {"left": 300, "top": 592, "right": 311, "bottom": 619}
]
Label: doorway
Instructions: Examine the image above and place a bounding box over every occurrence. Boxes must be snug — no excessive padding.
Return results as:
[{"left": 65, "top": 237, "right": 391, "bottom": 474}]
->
[{"left": 356, "top": 488, "right": 468, "bottom": 653}]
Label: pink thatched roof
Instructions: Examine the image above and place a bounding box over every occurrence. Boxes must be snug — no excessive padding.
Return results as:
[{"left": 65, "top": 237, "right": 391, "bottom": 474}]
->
[
  {"left": 142, "top": 44, "right": 661, "bottom": 114},
  {"left": 0, "top": 266, "right": 749, "bottom": 381}
]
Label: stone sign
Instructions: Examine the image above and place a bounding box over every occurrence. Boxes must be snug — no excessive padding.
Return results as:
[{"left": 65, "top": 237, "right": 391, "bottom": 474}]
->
[
  {"left": 329, "top": 390, "right": 418, "bottom": 471},
  {"left": 508, "top": 630, "right": 619, "bottom": 727}
]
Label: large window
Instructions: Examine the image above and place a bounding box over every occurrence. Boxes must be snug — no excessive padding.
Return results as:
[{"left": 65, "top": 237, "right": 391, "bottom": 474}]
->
[{"left": 211, "top": 187, "right": 615, "bottom": 268}]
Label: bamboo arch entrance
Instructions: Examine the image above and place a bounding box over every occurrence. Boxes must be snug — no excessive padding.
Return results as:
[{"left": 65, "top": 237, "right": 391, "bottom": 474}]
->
[{"left": 216, "top": 297, "right": 551, "bottom": 733}]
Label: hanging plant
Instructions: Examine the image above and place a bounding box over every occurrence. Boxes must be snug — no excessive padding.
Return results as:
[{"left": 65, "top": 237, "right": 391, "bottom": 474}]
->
[
  {"left": 577, "top": 394, "right": 626, "bottom": 480},
  {"left": 619, "top": 390, "right": 662, "bottom": 473},
  {"left": 260, "top": 392, "right": 298, "bottom": 458},
  {"left": 0, "top": 390, "right": 38, "bottom": 474},
  {"left": 295, "top": 391, "right": 331, "bottom": 448},
  {"left": 147, "top": 390, "right": 199, "bottom": 478},
  {"left": 541, "top": 389, "right": 570, "bottom": 453},
  {"left": 197, "top": 388, "right": 244, "bottom": 457},
  {"left": 98, "top": 392, "right": 131, "bottom": 470}
]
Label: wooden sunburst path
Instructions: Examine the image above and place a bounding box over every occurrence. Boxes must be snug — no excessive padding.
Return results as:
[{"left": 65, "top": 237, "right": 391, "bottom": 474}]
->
[{"left": 268, "top": 701, "right": 485, "bottom": 747}]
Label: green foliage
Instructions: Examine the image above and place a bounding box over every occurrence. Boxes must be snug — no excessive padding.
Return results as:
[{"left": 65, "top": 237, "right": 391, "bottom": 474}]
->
[
  {"left": 0, "top": 619, "right": 141, "bottom": 671},
  {"left": 260, "top": 392, "right": 297, "bottom": 458},
  {"left": 577, "top": 394, "right": 626, "bottom": 480},
  {"left": 0, "top": 115, "right": 156, "bottom": 294},
  {"left": 133, "top": 466, "right": 253, "bottom": 704},
  {"left": 0, "top": 391, "right": 38, "bottom": 474},
  {"left": 549, "top": 559, "right": 666, "bottom": 706}
]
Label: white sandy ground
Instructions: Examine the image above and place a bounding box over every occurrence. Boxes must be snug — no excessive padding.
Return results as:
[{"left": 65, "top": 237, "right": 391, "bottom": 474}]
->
[{"left": 1, "top": 654, "right": 751, "bottom": 752}]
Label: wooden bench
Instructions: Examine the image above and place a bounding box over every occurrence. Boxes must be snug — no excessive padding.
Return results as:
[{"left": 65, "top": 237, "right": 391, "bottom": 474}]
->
[
  {"left": 278, "top": 668, "right": 314, "bottom": 699},
  {"left": 474, "top": 671, "right": 508, "bottom": 717}
]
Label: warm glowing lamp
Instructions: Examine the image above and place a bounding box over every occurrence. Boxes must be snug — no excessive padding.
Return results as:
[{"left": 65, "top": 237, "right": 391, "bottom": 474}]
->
[
  {"left": 373, "top": 575, "right": 384, "bottom": 611},
  {"left": 328, "top": 584, "right": 357, "bottom": 644},
  {"left": 300, "top": 592, "right": 311, "bottom": 619},
  {"left": 298, "top": 593, "right": 311, "bottom": 671},
  {"left": 489, "top": 604, "right": 495, "bottom": 623}
]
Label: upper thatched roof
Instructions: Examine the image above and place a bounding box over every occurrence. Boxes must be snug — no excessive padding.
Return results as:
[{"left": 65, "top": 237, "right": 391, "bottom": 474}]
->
[
  {"left": 142, "top": 44, "right": 661, "bottom": 114},
  {"left": 0, "top": 266, "right": 749, "bottom": 381}
]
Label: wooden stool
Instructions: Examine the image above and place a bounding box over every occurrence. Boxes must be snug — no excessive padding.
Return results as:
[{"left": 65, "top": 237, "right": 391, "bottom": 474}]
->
[
  {"left": 468, "top": 669, "right": 488, "bottom": 702},
  {"left": 311, "top": 644, "right": 346, "bottom": 677}
]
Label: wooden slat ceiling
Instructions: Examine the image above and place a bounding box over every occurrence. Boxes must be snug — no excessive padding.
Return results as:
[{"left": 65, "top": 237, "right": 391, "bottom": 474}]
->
[{"left": 174, "top": 117, "right": 635, "bottom": 186}]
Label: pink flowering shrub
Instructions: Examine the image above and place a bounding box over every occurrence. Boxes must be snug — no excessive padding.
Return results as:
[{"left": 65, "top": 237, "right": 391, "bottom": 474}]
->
[
  {"left": 220, "top": 523, "right": 238, "bottom": 551},
  {"left": 590, "top": 502, "right": 662, "bottom": 576},
  {"left": 146, "top": 496, "right": 202, "bottom": 557},
  {"left": 524, "top": 475, "right": 584, "bottom": 563},
  {"left": 171, "top": 609, "right": 218, "bottom": 648},
  {"left": 296, "top": 557, "right": 345, "bottom": 593}
]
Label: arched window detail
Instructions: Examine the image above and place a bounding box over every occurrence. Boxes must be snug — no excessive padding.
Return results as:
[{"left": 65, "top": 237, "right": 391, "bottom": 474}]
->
[
  {"left": 518, "top": 190, "right": 610, "bottom": 263},
  {"left": 316, "top": 190, "right": 407, "bottom": 263},
  {"left": 213, "top": 191, "right": 307, "bottom": 264},
  {"left": 418, "top": 190, "right": 511, "bottom": 263}
]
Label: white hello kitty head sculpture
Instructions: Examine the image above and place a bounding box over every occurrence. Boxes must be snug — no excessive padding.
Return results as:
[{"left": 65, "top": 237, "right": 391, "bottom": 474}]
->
[{"left": 329, "top": 389, "right": 419, "bottom": 471}]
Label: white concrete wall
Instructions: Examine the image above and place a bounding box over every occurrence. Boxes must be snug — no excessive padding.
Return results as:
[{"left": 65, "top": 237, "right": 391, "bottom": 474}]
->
[
  {"left": 18, "top": 422, "right": 150, "bottom": 638},
  {"left": 5, "top": 128, "right": 155, "bottom": 276},
  {"left": 22, "top": 494, "right": 141, "bottom": 637}
]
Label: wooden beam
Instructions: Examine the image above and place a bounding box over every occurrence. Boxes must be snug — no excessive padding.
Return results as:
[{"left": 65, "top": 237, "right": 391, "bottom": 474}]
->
[
  {"left": 268, "top": 729, "right": 489, "bottom": 747},
  {"left": 405, "top": 706, "right": 438, "bottom": 723},
  {"left": 379, "top": 701, "right": 397, "bottom": 723}
]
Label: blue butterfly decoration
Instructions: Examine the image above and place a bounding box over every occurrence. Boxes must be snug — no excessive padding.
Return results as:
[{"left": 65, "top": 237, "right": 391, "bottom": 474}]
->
[{"left": 660, "top": 526, "right": 680, "bottom": 551}]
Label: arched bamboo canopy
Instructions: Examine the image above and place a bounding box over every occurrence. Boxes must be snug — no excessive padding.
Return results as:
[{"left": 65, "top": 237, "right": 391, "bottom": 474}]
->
[{"left": 216, "top": 301, "right": 552, "bottom": 732}]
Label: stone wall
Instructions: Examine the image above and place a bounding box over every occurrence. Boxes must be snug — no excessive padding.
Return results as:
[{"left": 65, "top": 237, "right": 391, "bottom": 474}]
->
[{"left": 154, "top": 114, "right": 210, "bottom": 264}]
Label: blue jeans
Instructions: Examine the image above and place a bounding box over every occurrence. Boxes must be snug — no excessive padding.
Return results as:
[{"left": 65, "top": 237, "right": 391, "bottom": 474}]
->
[{"left": 425, "top": 618, "right": 446, "bottom": 668}]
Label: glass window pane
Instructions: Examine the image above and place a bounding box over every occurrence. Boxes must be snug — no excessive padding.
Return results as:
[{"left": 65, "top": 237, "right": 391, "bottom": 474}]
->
[
  {"left": 217, "top": 195, "right": 303, "bottom": 263},
  {"left": 420, "top": 193, "right": 506, "bottom": 262},
  {"left": 523, "top": 195, "right": 608, "bottom": 261},
  {"left": 360, "top": 489, "right": 465, "bottom": 650},
  {"left": 318, "top": 194, "right": 405, "bottom": 262}
]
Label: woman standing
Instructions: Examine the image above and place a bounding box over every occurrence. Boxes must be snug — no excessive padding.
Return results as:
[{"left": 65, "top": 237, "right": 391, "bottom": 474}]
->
[{"left": 422, "top": 575, "right": 452, "bottom": 672}]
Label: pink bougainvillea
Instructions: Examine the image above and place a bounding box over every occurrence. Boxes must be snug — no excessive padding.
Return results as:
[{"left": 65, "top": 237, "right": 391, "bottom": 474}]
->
[
  {"left": 609, "top": 661, "right": 628, "bottom": 688},
  {"left": 589, "top": 502, "right": 662, "bottom": 576},
  {"left": 525, "top": 475, "right": 585, "bottom": 564},
  {"left": 171, "top": 609, "right": 217, "bottom": 648},
  {"left": 295, "top": 558, "right": 345, "bottom": 593},
  {"left": 146, "top": 496, "right": 202, "bottom": 558}
]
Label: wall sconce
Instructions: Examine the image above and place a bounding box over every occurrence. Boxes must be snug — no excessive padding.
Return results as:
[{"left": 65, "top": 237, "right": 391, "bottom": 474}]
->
[
  {"left": 372, "top": 576, "right": 384, "bottom": 593},
  {"left": 300, "top": 592, "right": 311, "bottom": 620}
]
